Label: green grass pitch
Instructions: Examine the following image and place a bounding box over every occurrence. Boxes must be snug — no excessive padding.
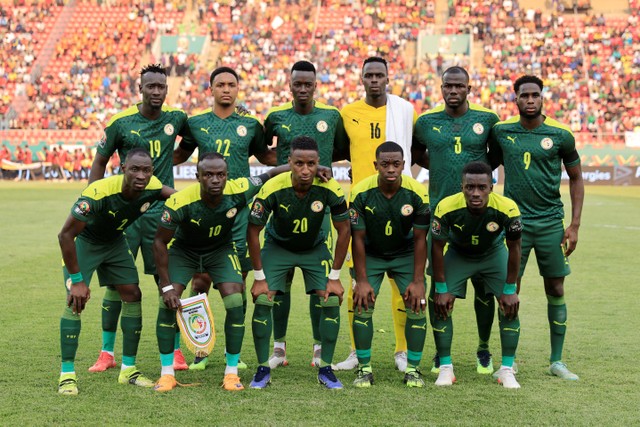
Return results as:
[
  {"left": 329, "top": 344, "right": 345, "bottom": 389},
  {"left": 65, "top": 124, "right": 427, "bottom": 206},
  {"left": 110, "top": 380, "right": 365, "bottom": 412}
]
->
[{"left": 0, "top": 182, "right": 639, "bottom": 426}]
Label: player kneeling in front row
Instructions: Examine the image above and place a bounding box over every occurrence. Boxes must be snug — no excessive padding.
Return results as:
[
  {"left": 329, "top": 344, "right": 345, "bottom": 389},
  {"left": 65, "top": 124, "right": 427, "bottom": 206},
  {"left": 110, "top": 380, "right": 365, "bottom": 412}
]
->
[
  {"left": 247, "top": 136, "right": 351, "bottom": 389},
  {"left": 152, "top": 152, "right": 291, "bottom": 392},
  {"left": 350, "top": 142, "right": 430, "bottom": 388},
  {"left": 57, "top": 148, "right": 175, "bottom": 395},
  {"left": 430, "top": 161, "right": 523, "bottom": 389}
]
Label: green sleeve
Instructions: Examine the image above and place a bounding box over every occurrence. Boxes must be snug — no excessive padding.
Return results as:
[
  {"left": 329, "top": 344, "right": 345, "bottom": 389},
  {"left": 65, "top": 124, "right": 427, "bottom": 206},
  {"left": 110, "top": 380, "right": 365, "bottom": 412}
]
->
[
  {"left": 179, "top": 118, "right": 197, "bottom": 151},
  {"left": 430, "top": 210, "right": 449, "bottom": 241},
  {"left": 70, "top": 196, "right": 101, "bottom": 223},
  {"left": 263, "top": 114, "right": 275, "bottom": 147},
  {"left": 487, "top": 126, "right": 503, "bottom": 169}
]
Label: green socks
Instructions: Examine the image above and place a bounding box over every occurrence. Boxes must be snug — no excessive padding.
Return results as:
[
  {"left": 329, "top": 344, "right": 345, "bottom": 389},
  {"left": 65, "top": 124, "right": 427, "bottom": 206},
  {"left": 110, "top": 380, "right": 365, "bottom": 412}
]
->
[
  {"left": 222, "top": 293, "right": 245, "bottom": 356},
  {"left": 472, "top": 278, "right": 494, "bottom": 352},
  {"left": 121, "top": 301, "right": 142, "bottom": 364},
  {"left": 353, "top": 308, "right": 374, "bottom": 365},
  {"left": 272, "top": 292, "right": 291, "bottom": 342},
  {"left": 309, "top": 294, "right": 322, "bottom": 343},
  {"left": 156, "top": 297, "right": 177, "bottom": 355},
  {"left": 319, "top": 296, "right": 340, "bottom": 367},
  {"left": 547, "top": 294, "right": 567, "bottom": 363},
  {"left": 405, "top": 309, "right": 427, "bottom": 368},
  {"left": 101, "top": 287, "right": 121, "bottom": 353},
  {"left": 498, "top": 310, "right": 520, "bottom": 366},
  {"left": 252, "top": 294, "right": 274, "bottom": 365},
  {"left": 60, "top": 307, "right": 81, "bottom": 372}
]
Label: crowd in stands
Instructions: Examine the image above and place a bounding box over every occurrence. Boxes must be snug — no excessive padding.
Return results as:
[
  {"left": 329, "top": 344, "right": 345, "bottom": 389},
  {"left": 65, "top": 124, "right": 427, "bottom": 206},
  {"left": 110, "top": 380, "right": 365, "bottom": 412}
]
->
[
  {"left": 1, "top": 0, "right": 639, "bottom": 140},
  {"left": 0, "top": 140, "right": 107, "bottom": 181}
]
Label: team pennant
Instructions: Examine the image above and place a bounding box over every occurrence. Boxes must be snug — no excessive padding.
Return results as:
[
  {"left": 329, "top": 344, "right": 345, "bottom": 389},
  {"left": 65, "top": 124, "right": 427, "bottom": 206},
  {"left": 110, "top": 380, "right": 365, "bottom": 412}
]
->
[{"left": 176, "top": 294, "right": 215, "bottom": 357}]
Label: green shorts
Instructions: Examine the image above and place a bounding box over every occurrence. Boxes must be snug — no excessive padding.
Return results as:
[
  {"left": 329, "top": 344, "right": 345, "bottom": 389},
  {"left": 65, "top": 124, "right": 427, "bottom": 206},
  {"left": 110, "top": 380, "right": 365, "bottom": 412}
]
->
[
  {"left": 168, "top": 243, "right": 243, "bottom": 288},
  {"left": 262, "top": 240, "right": 333, "bottom": 294},
  {"left": 125, "top": 203, "right": 163, "bottom": 275},
  {"left": 520, "top": 219, "right": 571, "bottom": 278},
  {"left": 440, "top": 244, "right": 508, "bottom": 298},
  {"left": 62, "top": 235, "right": 139, "bottom": 293},
  {"left": 231, "top": 207, "right": 251, "bottom": 272},
  {"left": 359, "top": 254, "right": 425, "bottom": 296}
]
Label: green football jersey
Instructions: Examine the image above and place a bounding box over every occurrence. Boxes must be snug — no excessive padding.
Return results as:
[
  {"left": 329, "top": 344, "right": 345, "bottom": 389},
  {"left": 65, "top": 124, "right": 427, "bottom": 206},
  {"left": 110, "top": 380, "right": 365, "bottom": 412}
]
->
[
  {"left": 71, "top": 175, "right": 163, "bottom": 244},
  {"left": 249, "top": 172, "right": 349, "bottom": 251},
  {"left": 263, "top": 101, "right": 348, "bottom": 167},
  {"left": 160, "top": 177, "right": 263, "bottom": 253},
  {"left": 489, "top": 116, "right": 581, "bottom": 221},
  {"left": 97, "top": 103, "right": 189, "bottom": 187},
  {"left": 349, "top": 174, "right": 430, "bottom": 258},
  {"left": 414, "top": 102, "right": 499, "bottom": 211},
  {"left": 179, "top": 110, "right": 267, "bottom": 179},
  {"left": 431, "top": 192, "right": 522, "bottom": 257}
]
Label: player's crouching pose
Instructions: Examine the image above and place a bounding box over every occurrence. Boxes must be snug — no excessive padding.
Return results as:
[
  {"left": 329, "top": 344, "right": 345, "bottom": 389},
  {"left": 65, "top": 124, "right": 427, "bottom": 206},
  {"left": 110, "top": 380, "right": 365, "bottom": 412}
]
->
[
  {"left": 350, "top": 142, "right": 430, "bottom": 388},
  {"left": 430, "top": 161, "right": 523, "bottom": 389},
  {"left": 152, "top": 153, "right": 290, "bottom": 392},
  {"left": 247, "top": 136, "right": 351, "bottom": 389},
  {"left": 57, "top": 148, "right": 175, "bottom": 395}
]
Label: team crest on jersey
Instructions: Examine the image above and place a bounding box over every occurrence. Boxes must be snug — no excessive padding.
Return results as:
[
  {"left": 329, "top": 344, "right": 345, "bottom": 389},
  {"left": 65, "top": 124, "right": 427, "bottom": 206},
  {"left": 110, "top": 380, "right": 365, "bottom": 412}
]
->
[
  {"left": 226, "top": 207, "right": 238, "bottom": 218},
  {"left": 98, "top": 131, "right": 107, "bottom": 148},
  {"left": 400, "top": 204, "right": 413, "bottom": 216},
  {"left": 486, "top": 221, "right": 499, "bottom": 232},
  {"left": 65, "top": 278, "right": 72, "bottom": 291},
  {"left": 164, "top": 124, "right": 174, "bottom": 136},
  {"left": 473, "top": 123, "right": 484, "bottom": 135},
  {"left": 431, "top": 219, "right": 441, "bottom": 236},
  {"left": 74, "top": 200, "right": 91, "bottom": 216},
  {"left": 237, "top": 125, "right": 247, "bottom": 137},
  {"left": 349, "top": 208, "right": 359, "bottom": 225},
  {"left": 316, "top": 120, "right": 328, "bottom": 133},
  {"left": 161, "top": 210, "right": 172, "bottom": 224},
  {"left": 140, "top": 202, "right": 151, "bottom": 213},
  {"left": 251, "top": 201, "right": 265, "bottom": 219},
  {"left": 311, "top": 201, "right": 324, "bottom": 212},
  {"left": 540, "top": 138, "right": 553, "bottom": 150}
]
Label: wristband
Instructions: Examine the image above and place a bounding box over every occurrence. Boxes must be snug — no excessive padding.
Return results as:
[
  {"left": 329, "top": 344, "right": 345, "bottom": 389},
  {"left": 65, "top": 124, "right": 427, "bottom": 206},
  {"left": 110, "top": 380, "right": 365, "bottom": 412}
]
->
[
  {"left": 69, "top": 272, "right": 83, "bottom": 284},
  {"left": 253, "top": 269, "right": 266, "bottom": 280},
  {"left": 435, "top": 281, "right": 448, "bottom": 294},
  {"left": 161, "top": 285, "right": 174, "bottom": 294},
  {"left": 503, "top": 283, "right": 517, "bottom": 295},
  {"left": 328, "top": 268, "right": 341, "bottom": 280}
]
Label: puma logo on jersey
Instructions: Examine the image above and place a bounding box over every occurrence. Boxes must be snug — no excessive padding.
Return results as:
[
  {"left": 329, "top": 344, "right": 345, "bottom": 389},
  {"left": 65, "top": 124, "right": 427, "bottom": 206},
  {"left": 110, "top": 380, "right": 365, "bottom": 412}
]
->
[
  {"left": 200, "top": 127, "right": 211, "bottom": 134},
  {"left": 108, "top": 210, "right": 118, "bottom": 217},
  {"left": 281, "top": 124, "right": 292, "bottom": 132},
  {"left": 432, "top": 326, "right": 447, "bottom": 333},
  {"left": 279, "top": 204, "right": 291, "bottom": 213},
  {"left": 324, "top": 316, "right": 339, "bottom": 324},
  {"left": 130, "top": 129, "right": 142, "bottom": 137},
  {"left": 253, "top": 318, "right": 268, "bottom": 326},
  {"left": 432, "top": 126, "right": 442, "bottom": 133},
  {"left": 354, "top": 319, "right": 369, "bottom": 327},
  {"left": 191, "top": 218, "right": 202, "bottom": 226},
  {"left": 365, "top": 206, "right": 376, "bottom": 215},
  {"left": 507, "top": 136, "right": 517, "bottom": 144},
  {"left": 453, "top": 224, "right": 464, "bottom": 231},
  {"left": 352, "top": 118, "right": 360, "bottom": 124}
]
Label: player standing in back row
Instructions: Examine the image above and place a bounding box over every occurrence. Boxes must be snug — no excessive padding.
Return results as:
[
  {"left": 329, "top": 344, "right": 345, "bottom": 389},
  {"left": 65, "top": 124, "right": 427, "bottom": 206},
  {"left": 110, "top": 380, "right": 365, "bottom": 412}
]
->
[
  {"left": 413, "top": 66, "right": 500, "bottom": 375},
  {"left": 489, "top": 75, "right": 584, "bottom": 380},
  {"left": 88, "top": 64, "right": 191, "bottom": 373}
]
